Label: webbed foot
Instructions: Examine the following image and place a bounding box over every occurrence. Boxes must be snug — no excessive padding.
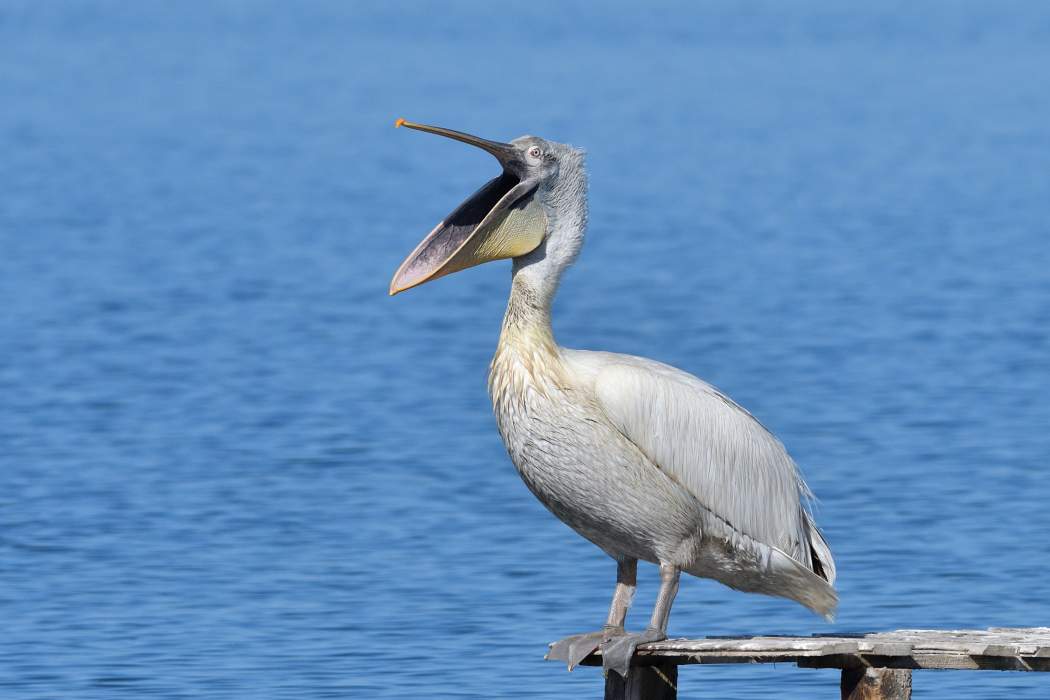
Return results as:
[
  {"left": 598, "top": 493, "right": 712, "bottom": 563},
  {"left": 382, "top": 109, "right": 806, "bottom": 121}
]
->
[
  {"left": 546, "top": 625, "right": 627, "bottom": 671},
  {"left": 599, "top": 627, "right": 666, "bottom": 678}
]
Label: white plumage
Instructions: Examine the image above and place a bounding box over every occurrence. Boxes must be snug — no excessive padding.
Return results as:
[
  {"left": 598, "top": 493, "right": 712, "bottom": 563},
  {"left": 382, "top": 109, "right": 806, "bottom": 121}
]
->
[
  {"left": 391, "top": 122, "right": 836, "bottom": 678},
  {"left": 492, "top": 342, "right": 836, "bottom": 614}
]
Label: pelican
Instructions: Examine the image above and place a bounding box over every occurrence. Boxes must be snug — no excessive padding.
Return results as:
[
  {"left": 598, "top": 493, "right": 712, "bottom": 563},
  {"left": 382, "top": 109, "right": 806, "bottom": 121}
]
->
[{"left": 390, "top": 120, "right": 837, "bottom": 678}]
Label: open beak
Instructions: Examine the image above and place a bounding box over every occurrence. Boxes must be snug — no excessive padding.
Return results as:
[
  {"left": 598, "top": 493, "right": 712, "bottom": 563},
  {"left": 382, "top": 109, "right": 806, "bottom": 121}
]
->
[{"left": 390, "top": 120, "right": 547, "bottom": 295}]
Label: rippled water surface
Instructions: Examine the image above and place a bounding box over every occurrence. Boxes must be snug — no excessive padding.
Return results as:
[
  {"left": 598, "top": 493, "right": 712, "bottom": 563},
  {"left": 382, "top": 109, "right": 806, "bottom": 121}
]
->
[{"left": 2, "top": 2, "right": 1050, "bottom": 698}]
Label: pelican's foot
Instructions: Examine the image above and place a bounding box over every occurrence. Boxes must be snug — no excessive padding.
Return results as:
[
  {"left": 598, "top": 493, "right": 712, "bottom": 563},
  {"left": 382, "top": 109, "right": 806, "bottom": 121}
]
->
[
  {"left": 599, "top": 627, "right": 666, "bottom": 679},
  {"left": 546, "top": 625, "right": 627, "bottom": 671}
]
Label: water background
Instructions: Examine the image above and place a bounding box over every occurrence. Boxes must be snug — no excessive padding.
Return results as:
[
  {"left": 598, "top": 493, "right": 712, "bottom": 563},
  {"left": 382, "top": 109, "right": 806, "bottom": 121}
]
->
[{"left": 2, "top": 2, "right": 1050, "bottom": 697}]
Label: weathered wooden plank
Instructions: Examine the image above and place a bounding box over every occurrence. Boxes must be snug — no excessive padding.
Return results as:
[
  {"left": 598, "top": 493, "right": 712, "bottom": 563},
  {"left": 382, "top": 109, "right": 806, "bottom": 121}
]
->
[
  {"left": 571, "top": 628, "right": 1050, "bottom": 672},
  {"left": 798, "top": 653, "right": 1050, "bottom": 672}
]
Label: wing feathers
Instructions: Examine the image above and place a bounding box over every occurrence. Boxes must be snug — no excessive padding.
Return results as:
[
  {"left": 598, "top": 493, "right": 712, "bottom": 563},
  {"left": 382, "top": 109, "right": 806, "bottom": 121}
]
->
[{"left": 594, "top": 360, "right": 833, "bottom": 581}]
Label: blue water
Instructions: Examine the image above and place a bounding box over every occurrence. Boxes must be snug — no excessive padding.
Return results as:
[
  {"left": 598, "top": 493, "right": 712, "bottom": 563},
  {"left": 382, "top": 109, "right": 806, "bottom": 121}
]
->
[{"left": 2, "top": 2, "right": 1049, "bottom": 698}]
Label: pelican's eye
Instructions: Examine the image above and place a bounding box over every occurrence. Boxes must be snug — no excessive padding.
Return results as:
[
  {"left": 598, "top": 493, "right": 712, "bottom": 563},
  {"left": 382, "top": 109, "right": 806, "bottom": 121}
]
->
[{"left": 526, "top": 146, "right": 542, "bottom": 164}]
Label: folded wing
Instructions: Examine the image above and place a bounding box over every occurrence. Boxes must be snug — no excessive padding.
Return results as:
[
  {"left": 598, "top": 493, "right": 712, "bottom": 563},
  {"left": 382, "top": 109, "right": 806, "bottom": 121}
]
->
[{"left": 594, "top": 359, "right": 835, "bottom": 586}]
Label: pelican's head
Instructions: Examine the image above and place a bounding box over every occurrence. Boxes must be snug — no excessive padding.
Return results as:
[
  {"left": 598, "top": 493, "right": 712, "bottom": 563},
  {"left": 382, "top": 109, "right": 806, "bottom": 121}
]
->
[{"left": 390, "top": 120, "right": 587, "bottom": 295}]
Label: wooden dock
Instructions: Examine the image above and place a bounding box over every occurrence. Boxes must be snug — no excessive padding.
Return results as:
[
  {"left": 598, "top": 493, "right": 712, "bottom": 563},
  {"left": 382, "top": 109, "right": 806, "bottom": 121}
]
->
[{"left": 560, "top": 627, "right": 1050, "bottom": 699}]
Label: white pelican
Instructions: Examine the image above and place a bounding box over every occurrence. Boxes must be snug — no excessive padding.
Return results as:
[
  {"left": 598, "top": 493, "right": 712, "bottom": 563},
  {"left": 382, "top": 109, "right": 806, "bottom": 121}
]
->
[{"left": 390, "top": 120, "right": 836, "bottom": 678}]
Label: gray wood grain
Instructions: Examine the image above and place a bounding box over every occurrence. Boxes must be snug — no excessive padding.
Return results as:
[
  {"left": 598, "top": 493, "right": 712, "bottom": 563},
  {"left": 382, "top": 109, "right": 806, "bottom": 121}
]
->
[{"left": 572, "top": 628, "right": 1050, "bottom": 672}]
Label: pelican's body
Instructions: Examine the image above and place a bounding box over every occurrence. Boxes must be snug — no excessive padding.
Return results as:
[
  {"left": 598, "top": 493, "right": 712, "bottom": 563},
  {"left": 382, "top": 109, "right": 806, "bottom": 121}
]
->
[
  {"left": 492, "top": 328, "right": 833, "bottom": 611},
  {"left": 391, "top": 121, "right": 836, "bottom": 677}
]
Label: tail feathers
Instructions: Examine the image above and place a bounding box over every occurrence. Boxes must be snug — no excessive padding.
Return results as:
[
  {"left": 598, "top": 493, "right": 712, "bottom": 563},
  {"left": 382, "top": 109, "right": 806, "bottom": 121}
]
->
[
  {"left": 686, "top": 527, "right": 838, "bottom": 622},
  {"left": 768, "top": 546, "right": 838, "bottom": 622}
]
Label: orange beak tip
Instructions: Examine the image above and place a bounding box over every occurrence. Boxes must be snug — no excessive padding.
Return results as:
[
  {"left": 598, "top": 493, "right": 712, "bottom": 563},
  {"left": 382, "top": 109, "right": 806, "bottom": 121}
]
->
[{"left": 395, "top": 118, "right": 406, "bottom": 128}]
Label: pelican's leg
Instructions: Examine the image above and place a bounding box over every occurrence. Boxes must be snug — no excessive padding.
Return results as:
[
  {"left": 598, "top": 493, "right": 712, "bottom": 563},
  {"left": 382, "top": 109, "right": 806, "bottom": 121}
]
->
[
  {"left": 546, "top": 558, "right": 637, "bottom": 671},
  {"left": 600, "top": 563, "right": 680, "bottom": 679}
]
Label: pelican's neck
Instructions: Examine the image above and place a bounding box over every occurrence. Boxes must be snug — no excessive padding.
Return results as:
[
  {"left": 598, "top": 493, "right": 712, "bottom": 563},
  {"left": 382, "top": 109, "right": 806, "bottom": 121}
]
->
[
  {"left": 489, "top": 262, "right": 565, "bottom": 401},
  {"left": 500, "top": 259, "right": 560, "bottom": 349},
  {"left": 490, "top": 232, "right": 578, "bottom": 399}
]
